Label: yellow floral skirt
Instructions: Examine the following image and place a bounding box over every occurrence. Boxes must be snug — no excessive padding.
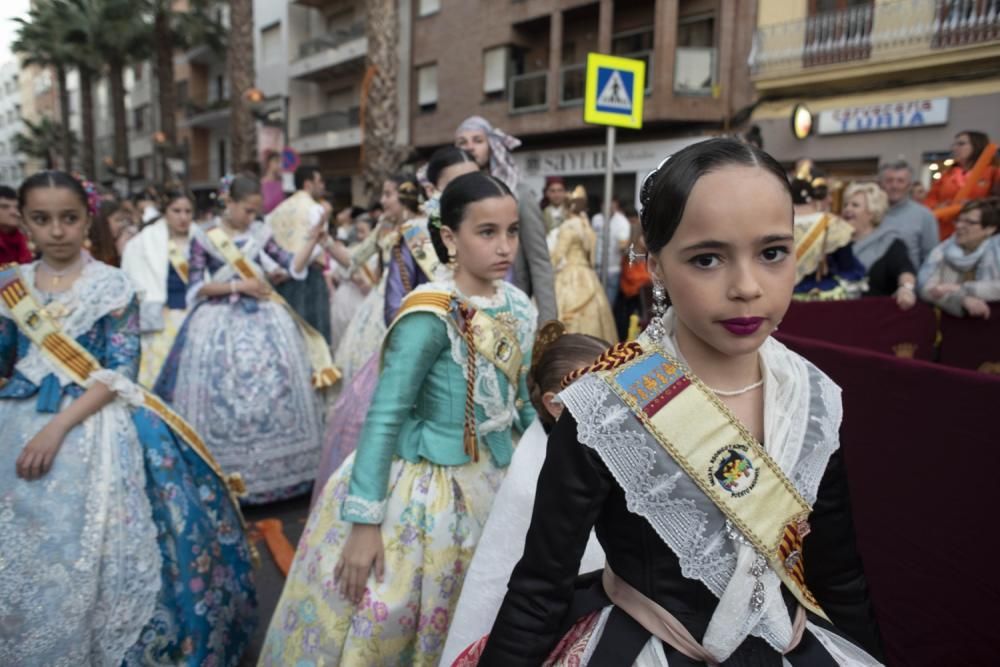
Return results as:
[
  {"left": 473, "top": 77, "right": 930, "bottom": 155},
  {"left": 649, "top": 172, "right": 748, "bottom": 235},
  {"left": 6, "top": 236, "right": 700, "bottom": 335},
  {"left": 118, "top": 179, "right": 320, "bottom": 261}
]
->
[
  {"left": 260, "top": 452, "right": 504, "bottom": 667},
  {"left": 138, "top": 308, "right": 187, "bottom": 389}
]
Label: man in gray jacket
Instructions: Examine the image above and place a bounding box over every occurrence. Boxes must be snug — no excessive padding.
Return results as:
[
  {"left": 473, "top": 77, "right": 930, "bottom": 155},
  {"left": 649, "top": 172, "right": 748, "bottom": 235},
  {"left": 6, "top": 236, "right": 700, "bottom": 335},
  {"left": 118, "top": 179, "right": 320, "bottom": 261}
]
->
[
  {"left": 456, "top": 116, "right": 557, "bottom": 323},
  {"left": 879, "top": 160, "right": 940, "bottom": 269}
]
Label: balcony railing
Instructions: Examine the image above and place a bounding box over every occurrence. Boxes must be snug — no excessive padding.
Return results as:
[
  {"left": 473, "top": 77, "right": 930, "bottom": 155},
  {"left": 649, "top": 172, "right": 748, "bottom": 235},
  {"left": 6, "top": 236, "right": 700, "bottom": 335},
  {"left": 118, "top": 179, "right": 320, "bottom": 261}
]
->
[
  {"left": 298, "top": 22, "right": 365, "bottom": 59},
  {"left": 751, "top": 0, "right": 1000, "bottom": 79},
  {"left": 559, "top": 64, "right": 585, "bottom": 105},
  {"left": 510, "top": 71, "right": 547, "bottom": 113},
  {"left": 299, "top": 107, "right": 360, "bottom": 136}
]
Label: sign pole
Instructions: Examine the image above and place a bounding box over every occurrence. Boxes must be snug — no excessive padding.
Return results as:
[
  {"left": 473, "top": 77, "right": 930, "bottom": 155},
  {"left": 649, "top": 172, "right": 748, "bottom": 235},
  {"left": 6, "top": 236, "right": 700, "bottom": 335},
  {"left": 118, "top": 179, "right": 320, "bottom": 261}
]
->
[{"left": 600, "top": 125, "right": 616, "bottom": 290}]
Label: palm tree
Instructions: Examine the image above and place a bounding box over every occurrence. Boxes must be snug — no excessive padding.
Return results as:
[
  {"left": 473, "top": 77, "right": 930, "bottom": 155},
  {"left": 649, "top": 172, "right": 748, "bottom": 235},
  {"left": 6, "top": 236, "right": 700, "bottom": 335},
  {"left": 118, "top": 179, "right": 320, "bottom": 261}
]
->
[
  {"left": 228, "top": 0, "right": 257, "bottom": 171},
  {"left": 362, "top": 0, "right": 408, "bottom": 198},
  {"left": 13, "top": 0, "right": 77, "bottom": 171},
  {"left": 14, "top": 117, "right": 77, "bottom": 170}
]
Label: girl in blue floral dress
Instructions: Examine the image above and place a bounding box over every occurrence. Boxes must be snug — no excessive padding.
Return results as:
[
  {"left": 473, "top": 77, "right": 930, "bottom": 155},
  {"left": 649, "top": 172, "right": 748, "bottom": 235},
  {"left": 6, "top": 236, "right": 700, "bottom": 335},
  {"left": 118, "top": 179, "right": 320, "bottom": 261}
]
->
[{"left": 0, "top": 171, "right": 256, "bottom": 666}]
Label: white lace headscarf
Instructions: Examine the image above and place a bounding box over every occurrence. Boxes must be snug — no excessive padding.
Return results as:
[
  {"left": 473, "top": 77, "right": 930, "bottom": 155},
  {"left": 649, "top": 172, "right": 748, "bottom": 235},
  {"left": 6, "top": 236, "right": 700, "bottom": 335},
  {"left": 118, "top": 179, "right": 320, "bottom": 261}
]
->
[{"left": 456, "top": 116, "right": 522, "bottom": 193}]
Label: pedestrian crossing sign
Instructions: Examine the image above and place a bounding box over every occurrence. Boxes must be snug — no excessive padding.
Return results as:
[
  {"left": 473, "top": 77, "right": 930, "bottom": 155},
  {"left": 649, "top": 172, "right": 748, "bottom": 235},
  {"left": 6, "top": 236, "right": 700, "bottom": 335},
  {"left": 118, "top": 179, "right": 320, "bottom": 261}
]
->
[{"left": 584, "top": 53, "right": 645, "bottom": 129}]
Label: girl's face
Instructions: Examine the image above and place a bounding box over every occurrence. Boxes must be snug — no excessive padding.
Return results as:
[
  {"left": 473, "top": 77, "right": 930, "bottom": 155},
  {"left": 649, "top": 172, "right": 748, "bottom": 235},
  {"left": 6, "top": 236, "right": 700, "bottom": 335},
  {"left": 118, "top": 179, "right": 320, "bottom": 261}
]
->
[
  {"left": 226, "top": 194, "right": 261, "bottom": 228},
  {"left": 951, "top": 133, "right": 974, "bottom": 165},
  {"left": 164, "top": 197, "right": 193, "bottom": 236},
  {"left": 380, "top": 180, "right": 403, "bottom": 221},
  {"left": 455, "top": 130, "right": 490, "bottom": 170},
  {"left": 354, "top": 220, "right": 372, "bottom": 243},
  {"left": 436, "top": 162, "right": 479, "bottom": 193},
  {"left": 440, "top": 195, "right": 519, "bottom": 283},
  {"left": 841, "top": 193, "right": 874, "bottom": 233},
  {"left": 22, "top": 186, "right": 90, "bottom": 264},
  {"left": 107, "top": 209, "right": 133, "bottom": 238},
  {"left": 648, "top": 165, "right": 794, "bottom": 360}
]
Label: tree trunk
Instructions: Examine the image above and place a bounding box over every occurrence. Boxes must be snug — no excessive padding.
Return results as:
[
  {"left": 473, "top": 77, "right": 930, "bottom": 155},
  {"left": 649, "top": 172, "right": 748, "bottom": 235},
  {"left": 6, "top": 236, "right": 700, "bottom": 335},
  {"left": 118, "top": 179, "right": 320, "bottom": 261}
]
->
[
  {"left": 362, "top": 0, "right": 406, "bottom": 199},
  {"left": 108, "top": 59, "right": 129, "bottom": 174},
  {"left": 154, "top": 7, "right": 177, "bottom": 179},
  {"left": 79, "top": 67, "right": 96, "bottom": 179},
  {"left": 55, "top": 64, "right": 72, "bottom": 171},
  {"left": 227, "top": 0, "right": 257, "bottom": 172}
]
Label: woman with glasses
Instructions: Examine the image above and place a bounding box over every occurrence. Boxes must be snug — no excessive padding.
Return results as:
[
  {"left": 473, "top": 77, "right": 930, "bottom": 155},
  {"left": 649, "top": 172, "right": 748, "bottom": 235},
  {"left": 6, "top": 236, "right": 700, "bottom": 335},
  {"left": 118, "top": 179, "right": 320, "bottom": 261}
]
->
[
  {"left": 924, "top": 131, "right": 998, "bottom": 240},
  {"left": 918, "top": 198, "right": 1000, "bottom": 318}
]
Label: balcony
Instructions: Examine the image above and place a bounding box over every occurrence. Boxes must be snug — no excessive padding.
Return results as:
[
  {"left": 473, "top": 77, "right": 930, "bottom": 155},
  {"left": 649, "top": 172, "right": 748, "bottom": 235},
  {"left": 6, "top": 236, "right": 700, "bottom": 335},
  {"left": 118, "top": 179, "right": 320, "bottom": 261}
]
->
[
  {"left": 181, "top": 98, "right": 230, "bottom": 130},
  {"left": 751, "top": 0, "right": 1000, "bottom": 91},
  {"left": 289, "top": 23, "right": 366, "bottom": 81},
  {"left": 510, "top": 72, "right": 548, "bottom": 113},
  {"left": 559, "top": 64, "right": 585, "bottom": 106},
  {"left": 291, "top": 108, "right": 361, "bottom": 154}
]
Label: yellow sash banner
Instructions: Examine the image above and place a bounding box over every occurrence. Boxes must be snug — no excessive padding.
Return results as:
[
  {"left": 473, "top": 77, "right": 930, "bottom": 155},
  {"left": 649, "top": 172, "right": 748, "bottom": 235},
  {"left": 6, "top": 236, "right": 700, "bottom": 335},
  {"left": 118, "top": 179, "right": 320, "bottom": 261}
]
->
[
  {"left": 399, "top": 221, "right": 441, "bottom": 282},
  {"left": 205, "top": 227, "right": 340, "bottom": 388},
  {"left": 387, "top": 289, "right": 524, "bottom": 387},
  {"left": 597, "top": 346, "right": 827, "bottom": 621},
  {"left": 167, "top": 239, "right": 190, "bottom": 284},
  {"left": 0, "top": 264, "right": 254, "bottom": 543}
]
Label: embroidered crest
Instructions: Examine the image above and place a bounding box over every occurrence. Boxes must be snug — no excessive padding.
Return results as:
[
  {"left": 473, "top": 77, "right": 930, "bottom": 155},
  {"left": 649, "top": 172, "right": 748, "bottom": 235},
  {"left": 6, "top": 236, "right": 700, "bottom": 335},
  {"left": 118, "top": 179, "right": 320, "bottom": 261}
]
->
[{"left": 708, "top": 445, "right": 758, "bottom": 498}]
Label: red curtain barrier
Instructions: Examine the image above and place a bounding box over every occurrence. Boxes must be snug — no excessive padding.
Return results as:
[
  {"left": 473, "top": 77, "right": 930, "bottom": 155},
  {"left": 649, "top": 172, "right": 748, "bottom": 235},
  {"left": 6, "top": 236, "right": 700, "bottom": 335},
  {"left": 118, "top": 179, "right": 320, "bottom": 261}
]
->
[
  {"left": 778, "top": 333, "right": 1000, "bottom": 666},
  {"left": 938, "top": 308, "right": 1000, "bottom": 373},
  {"left": 780, "top": 298, "right": 937, "bottom": 361}
]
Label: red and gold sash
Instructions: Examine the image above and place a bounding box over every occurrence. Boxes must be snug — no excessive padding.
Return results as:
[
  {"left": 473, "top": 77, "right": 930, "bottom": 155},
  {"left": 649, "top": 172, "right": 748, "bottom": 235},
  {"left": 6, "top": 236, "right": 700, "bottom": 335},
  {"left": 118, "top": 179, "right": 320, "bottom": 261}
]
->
[{"left": 205, "top": 227, "right": 340, "bottom": 388}]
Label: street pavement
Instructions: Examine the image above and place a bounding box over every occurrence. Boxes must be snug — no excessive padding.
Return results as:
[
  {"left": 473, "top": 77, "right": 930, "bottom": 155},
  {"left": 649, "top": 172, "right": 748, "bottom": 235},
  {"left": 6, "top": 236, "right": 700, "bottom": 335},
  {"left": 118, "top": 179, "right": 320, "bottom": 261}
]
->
[{"left": 240, "top": 494, "right": 312, "bottom": 666}]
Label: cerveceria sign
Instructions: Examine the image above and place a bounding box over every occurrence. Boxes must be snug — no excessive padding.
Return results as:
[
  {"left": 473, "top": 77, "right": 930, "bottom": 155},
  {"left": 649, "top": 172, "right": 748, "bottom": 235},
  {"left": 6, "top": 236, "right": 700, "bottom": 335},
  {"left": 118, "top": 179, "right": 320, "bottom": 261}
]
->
[{"left": 816, "top": 98, "right": 949, "bottom": 136}]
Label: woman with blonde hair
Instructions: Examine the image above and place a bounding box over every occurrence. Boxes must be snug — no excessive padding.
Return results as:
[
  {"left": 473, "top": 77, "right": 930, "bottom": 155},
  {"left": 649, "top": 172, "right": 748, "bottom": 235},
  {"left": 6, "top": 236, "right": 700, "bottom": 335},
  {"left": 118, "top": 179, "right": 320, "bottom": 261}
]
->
[{"left": 842, "top": 181, "right": 917, "bottom": 309}]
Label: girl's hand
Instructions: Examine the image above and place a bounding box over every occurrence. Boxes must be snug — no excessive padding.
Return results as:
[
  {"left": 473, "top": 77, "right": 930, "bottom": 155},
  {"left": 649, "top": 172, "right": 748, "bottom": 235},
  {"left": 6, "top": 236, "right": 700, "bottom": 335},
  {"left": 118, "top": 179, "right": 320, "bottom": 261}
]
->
[
  {"left": 238, "top": 277, "right": 271, "bottom": 300},
  {"left": 16, "top": 422, "right": 68, "bottom": 480},
  {"left": 962, "top": 295, "right": 991, "bottom": 319},
  {"left": 334, "top": 523, "right": 385, "bottom": 604}
]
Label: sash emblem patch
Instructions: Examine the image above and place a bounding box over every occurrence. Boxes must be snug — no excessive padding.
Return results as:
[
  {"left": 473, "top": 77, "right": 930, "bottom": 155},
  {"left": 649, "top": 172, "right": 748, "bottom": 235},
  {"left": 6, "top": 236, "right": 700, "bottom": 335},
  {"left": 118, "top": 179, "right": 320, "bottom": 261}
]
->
[{"left": 708, "top": 444, "right": 758, "bottom": 498}]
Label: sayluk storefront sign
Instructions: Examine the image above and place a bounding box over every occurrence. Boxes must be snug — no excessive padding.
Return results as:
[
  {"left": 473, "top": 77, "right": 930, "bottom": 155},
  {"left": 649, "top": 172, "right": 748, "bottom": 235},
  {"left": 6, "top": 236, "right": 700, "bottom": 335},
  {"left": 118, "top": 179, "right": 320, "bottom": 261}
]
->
[{"left": 816, "top": 98, "right": 950, "bottom": 136}]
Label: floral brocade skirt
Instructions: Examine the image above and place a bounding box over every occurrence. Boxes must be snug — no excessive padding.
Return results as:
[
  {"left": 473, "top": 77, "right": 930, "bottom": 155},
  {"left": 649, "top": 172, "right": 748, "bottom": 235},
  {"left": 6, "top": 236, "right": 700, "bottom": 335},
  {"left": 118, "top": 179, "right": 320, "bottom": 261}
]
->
[{"left": 260, "top": 452, "right": 505, "bottom": 667}]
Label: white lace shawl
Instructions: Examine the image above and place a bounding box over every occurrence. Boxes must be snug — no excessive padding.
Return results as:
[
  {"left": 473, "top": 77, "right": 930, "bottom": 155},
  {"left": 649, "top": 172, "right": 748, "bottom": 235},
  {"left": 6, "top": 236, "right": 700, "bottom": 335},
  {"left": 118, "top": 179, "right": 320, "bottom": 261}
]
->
[
  {"left": 408, "top": 278, "right": 537, "bottom": 439},
  {"left": 559, "top": 309, "right": 842, "bottom": 661},
  {"left": 1, "top": 260, "right": 136, "bottom": 390}
]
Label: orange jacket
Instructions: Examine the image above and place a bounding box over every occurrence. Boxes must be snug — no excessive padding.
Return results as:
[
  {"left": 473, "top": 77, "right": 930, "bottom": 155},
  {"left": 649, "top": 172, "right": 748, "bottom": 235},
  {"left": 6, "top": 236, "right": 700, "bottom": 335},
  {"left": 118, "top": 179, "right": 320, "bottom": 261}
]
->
[{"left": 924, "top": 145, "right": 998, "bottom": 239}]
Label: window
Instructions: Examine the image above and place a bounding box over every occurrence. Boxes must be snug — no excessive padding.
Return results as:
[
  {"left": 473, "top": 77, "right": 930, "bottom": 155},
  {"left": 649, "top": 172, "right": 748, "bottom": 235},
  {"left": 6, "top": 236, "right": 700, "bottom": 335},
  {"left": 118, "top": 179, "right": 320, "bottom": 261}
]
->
[
  {"left": 483, "top": 46, "right": 508, "bottom": 96},
  {"left": 612, "top": 27, "right": 654, "bottom": 94},
  {"left": 261, "top": 23, "right": 282, "bottom": 65},
  {"left": 674, "top": 13, "right": 717, "bottom": 95},
  {"left": 418, "top": 0, "right": 440, "bottom": 17},
  {"left": 417, "top": 64, "right": 438, "bottom": 112}
]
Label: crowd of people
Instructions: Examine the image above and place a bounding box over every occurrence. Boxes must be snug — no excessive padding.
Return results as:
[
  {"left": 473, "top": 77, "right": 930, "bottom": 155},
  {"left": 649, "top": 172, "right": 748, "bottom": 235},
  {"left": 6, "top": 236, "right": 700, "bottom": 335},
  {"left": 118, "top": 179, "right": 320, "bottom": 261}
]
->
[{"left": 0, "top": 122, "right": 996, "bottom": 667}]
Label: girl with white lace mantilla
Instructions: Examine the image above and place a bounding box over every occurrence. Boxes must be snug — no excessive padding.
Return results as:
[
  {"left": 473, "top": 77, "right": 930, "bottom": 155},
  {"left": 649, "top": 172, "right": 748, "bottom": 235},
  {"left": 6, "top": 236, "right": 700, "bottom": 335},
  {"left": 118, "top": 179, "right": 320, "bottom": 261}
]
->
[
  {"left": 471, "top": 139, "right": 884, "bottom": 666},
  {"left": 260, "top": 171, "right": 537, "bottom": 666}
]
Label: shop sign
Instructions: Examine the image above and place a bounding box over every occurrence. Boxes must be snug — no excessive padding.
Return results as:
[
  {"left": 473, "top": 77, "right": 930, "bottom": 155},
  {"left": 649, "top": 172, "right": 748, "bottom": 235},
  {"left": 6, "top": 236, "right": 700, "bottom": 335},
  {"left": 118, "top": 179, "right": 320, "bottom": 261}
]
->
[{"left": 816, "top": 98, "right": 949, "bottom": 135}]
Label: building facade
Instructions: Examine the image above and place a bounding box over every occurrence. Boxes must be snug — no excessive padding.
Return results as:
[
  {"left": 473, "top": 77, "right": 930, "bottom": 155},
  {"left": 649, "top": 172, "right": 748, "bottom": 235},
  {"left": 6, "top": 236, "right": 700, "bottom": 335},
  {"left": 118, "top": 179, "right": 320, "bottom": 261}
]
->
[
  {"left": 408, "top": 0, "right": 758, "bottom": 208},
  {"left": 750, "top": 0, "right": 1000, "bottom": 183},
  {"left": 0, "top": 61, "right": 25, "bottom": 186}
]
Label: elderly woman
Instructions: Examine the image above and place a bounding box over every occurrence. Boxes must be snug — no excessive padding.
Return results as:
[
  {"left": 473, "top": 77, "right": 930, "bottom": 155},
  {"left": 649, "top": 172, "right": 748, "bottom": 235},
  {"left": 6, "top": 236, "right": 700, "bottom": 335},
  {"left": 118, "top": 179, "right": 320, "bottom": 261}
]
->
[
  {"left": 842, "top": 182, "right": 917, "bottom": 309},
  {"left": 919, "top": 198, "right": 1000, "bottom": 318}
]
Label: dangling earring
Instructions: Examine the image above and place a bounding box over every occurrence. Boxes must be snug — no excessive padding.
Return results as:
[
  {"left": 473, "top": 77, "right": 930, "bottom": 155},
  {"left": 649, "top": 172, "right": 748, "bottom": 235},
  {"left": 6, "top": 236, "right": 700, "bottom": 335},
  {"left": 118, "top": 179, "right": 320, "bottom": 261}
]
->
[
  {"left": 447, "top": 248, "right": 457, "bottom": 270},
  {"left": 647, "top": 279, "right": 668, "bottom": 341},
  {"left": 27, "top": 237, "right": 36, "bottom": 254}
]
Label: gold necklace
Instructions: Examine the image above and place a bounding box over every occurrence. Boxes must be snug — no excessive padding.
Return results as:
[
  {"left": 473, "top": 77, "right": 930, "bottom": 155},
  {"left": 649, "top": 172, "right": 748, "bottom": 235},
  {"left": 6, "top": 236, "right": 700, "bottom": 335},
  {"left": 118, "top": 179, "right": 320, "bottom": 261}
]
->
[{"left": 39, "top": 255, "right": 84, "bottom": 289}]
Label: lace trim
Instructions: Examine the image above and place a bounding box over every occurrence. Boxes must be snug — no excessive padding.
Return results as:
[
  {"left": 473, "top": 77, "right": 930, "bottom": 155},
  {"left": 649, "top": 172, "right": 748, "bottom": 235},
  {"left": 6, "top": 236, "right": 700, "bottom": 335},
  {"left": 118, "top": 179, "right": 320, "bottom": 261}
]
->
[
  {"left": 342, "top": 494, "right": 387, "bottom": 524},
  {"left": 2, "top": 261, "right": 134, "bottom": 388},
  {"left": 90, "top": 369, "right": 146, "bottom": 408}
]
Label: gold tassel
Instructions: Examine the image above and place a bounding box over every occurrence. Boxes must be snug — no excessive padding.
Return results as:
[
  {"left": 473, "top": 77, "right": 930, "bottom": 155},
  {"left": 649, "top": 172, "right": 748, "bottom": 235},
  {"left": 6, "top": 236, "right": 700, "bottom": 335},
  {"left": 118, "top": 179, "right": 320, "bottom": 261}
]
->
[{"left": 459, "top": 303, "right": 479, "bottom": 462}]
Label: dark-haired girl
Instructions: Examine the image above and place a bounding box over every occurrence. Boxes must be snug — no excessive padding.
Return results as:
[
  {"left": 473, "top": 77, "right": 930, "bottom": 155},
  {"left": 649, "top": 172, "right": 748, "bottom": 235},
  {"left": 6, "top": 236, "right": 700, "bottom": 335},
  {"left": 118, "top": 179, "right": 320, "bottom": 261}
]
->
[
  {"left": 442, "top": 322, "right": 609, "bottom": 665},
  {"left": 89, "top": 196, "right": 137, "bottom": 266},
  {"left": 0, "top": 171, "right": 255, "bottom": 665},
  {"left": 476, "top": 138, "right": 883, "bottom": 666},
  {"left": 121, "top": 188, "right": 196, "bottom": 387},
  {"left": 154, "top": 174, "right": 329, "bottom": 504},
  {"left": 262, "top": 171, "right": 537, "bottom": 666}
]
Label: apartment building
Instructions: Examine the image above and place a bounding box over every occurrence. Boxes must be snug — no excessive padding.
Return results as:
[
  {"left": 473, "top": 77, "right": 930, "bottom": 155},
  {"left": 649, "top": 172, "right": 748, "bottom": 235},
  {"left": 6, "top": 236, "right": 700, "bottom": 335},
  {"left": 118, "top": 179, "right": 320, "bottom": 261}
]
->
[
  {"left": 254, "top": 0, "right": 414, "bottom": 206},
  {"left": 0, "top": 61, "right": 25, "bottom": 186},
  {"left": 409, "top": 0, "right": 757, "bottom": 208},
  {"left": 750, "top": 0, "right": 1000, "bottom": 181}
]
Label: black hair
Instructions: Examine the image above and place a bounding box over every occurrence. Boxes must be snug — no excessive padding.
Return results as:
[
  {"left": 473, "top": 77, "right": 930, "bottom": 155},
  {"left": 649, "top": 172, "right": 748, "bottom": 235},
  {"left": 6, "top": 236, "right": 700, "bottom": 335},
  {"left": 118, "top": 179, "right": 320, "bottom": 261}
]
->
[
  {"left": 18, "top": 170, "right": 89, "bottom": 214},
  {"left": 0, "top": 184, "right": 16, "bottom": 200},
  {"left": 528, "top": 332, "right": 609, "bottom": 429},
  {"left": 426, "top": 146, "right": 475, "bottom": 189},
  {"left": 959, "top": 130, "right": 991, "bottom": 167},
  {"left": 387, "top": 172, "right": 422, "bottom": 215},
  {"left": 349, "top": 205, "right": 366, "bottom": 220},
  {"left": 161, "top": 187, "right": 194, "bottom": 211},
  {"left": 294, "top": 165, "right": 322, "bottom": 191},
  {"left": 789, "top": 178, "right": 814, "bottom": 206},
  {"left": 229, "top": 174, "right": 261, "bottom": 202},
  {"left": 430, "top": 171, "right": 513, "bottom": 264},
  {"left": 639, "top": 138, "right": 792, "bottom": 254},
  {"left": 91, "top": 198, "right": 124, "bottom": 265}
]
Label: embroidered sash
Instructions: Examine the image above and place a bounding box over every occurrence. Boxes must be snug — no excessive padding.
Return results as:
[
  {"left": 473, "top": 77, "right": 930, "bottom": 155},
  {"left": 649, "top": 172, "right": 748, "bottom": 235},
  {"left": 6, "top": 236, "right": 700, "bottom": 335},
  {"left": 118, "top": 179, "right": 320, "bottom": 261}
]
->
[
  {"left": 386, "top": 289, "right": 524, "bottom": 461},
  {"left": 205, "top": 227, "right": 340, "bottom": 388},
  {"left": 0, "top": 263, "right": 250, "bottom": 512},
  {"left": 399, "top": 220, "right": 441, "bottom": 281},
  {"left": 593, "top": 345, "right": 827, "bottom": 620},
  {"left": 167, "top": 239, "right": 189, "bottom": 284}
]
